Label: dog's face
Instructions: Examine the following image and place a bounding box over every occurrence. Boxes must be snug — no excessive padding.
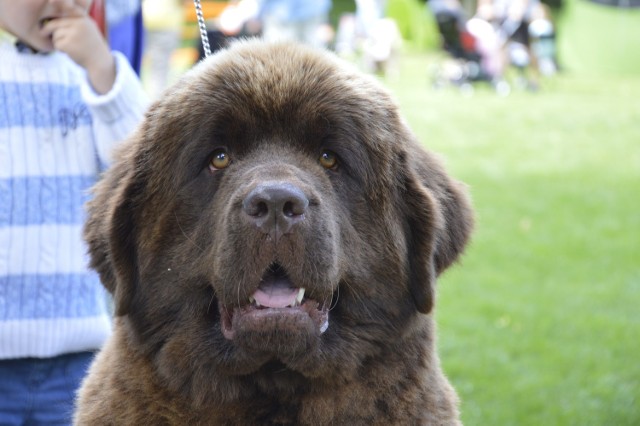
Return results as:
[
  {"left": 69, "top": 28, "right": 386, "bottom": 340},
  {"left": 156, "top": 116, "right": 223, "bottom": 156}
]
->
[{"left": 85, "top": 40, "right": 473, "bottom": 405}]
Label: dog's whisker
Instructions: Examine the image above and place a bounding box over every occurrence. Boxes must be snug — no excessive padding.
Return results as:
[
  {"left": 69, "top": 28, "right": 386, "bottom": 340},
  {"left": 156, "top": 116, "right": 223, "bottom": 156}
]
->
[
  {"left": 340, "top": 279, "right": 376, "bottom": 322},
  {"left": 207, "top": 292, "right": 216, "bottom": 315},
  {"left": 328, "top": 284, "right": 340, "bottom": 312},
  {"left": 173, "top": 211, "right": 205, "bottom": 253}
]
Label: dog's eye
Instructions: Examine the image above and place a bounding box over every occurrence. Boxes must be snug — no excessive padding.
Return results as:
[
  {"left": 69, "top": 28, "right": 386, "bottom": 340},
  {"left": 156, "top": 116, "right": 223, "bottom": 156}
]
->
[
  {"left": 319, "top": 150, "right": 338, "bottom": 169},
  {"left": 209, "top": 149, "right": 231, "bottom": 171}
]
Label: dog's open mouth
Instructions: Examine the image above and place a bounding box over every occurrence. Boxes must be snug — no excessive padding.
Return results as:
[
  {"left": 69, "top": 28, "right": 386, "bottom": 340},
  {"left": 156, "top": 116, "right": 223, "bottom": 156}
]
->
[{"left": 220, "top": 264, "right": 329, "bottom": 341}]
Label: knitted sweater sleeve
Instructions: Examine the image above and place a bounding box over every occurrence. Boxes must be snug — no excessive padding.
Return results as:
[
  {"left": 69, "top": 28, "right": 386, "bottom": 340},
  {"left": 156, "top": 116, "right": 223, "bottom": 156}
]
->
[{"left": 80, "top": 51, "right": 148, "bottom": 167}]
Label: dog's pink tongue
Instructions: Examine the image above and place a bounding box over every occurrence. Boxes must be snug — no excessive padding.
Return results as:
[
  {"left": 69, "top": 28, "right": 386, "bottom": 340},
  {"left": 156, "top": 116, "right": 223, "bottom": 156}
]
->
[{"left": 253, "top": 279, "right": 299, "bottom": 308}]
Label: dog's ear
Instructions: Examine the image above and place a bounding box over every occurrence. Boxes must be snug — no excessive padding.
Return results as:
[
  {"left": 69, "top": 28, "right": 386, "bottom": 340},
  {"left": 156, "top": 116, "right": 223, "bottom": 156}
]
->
[
  {"left": 402, "top": 144, "right": 474, "bottom": 314},
  {"left": 84, "top": 142, "right": 143, "bottom": 316}
]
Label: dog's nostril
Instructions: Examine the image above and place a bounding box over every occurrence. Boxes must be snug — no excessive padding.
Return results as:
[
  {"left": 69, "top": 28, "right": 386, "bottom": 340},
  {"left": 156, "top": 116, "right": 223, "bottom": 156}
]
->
[
  {"left": 255, "top": 201, "right": 268, "bottom": 218},
  {"left": 243, "top": 198, "right": 268, "bottom": 218},
  {"left": 283, "top": 200, "right": 302, "bottom": 217}
]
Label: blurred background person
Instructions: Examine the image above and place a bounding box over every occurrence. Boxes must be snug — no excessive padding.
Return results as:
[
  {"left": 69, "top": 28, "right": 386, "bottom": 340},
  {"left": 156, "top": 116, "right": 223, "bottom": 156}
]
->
[
  {"left": 353, "top": 0, "right": 402, "bottom": 76},
  {"left": 142, "top": 0, "right": 183, "bottom": 97},
  {"left": 354, "top": 0, "right": 386, "bottom": 41},
  {"left": 258, "top": 0, "right": 333, "bottom": 49},
  {"left": 477, "top": 0, "right": 545, "bottom": 89},
  {"left": 106, "top": 0, "right": 144, "bottom": 75}
]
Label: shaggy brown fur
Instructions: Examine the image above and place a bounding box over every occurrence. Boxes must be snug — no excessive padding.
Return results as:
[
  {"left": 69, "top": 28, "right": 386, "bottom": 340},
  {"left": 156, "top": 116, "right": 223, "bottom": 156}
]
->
[{"left": 74, "top": 39, "right": 474, "bottom": 425}]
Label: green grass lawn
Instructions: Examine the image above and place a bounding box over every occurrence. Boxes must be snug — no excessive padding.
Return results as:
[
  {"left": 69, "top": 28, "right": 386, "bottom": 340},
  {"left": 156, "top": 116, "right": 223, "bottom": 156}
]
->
[{"left": 382, "top": 1, "right": 640, "bottom": 424}]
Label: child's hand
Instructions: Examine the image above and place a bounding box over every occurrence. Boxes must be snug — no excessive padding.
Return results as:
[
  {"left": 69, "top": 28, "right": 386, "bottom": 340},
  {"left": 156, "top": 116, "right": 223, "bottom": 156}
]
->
[{"left": 43, "top": 2, "right": 115, "bottom": 94}]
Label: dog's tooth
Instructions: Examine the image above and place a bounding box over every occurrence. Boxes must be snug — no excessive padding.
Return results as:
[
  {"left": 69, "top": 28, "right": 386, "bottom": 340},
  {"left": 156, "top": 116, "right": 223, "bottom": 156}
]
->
[
  {"left": 296, "top": 288, "right": 305, "bottom": 304},
  {"left": 249, "top": 295, "right": 259, "bottom": 306},
  {"left": 320, "top": 319, "right": 329, "bottom": 334}
]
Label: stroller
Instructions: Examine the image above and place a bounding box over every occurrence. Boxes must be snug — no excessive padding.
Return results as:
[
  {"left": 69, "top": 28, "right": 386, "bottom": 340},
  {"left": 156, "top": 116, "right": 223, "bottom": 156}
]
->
[{"left": 429, "top": 0, "right": 509, "bottom": 94}]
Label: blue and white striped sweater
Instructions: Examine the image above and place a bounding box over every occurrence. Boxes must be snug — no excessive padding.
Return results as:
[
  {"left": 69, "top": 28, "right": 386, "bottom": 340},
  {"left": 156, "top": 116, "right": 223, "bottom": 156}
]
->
[{"left": 0, "top": 40, "right": 148, "bottom": 358}]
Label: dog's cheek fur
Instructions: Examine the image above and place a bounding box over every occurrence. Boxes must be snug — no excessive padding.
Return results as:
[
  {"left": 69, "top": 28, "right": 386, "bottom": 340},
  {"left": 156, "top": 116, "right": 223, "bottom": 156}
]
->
[{"left": 105, "top": 149, "right": 348, "bottom": 399}]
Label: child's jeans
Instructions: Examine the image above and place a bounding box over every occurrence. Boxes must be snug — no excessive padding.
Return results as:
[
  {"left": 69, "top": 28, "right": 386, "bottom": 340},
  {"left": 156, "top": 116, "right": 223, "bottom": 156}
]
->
[{"left": 0, "top": 351, "right": 94, "bottom": 426}]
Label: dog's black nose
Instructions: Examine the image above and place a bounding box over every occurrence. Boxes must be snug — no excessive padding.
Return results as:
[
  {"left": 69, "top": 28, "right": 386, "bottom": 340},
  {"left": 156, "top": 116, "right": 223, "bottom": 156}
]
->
[{"left": 242, "top": 182, "right": 309, "bottom": 240}]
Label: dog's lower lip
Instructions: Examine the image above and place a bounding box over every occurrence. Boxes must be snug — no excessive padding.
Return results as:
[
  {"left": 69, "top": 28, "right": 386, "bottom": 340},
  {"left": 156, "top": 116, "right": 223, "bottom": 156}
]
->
[{"left": 219, "top": 299, "right": 329, "bottom": 340}]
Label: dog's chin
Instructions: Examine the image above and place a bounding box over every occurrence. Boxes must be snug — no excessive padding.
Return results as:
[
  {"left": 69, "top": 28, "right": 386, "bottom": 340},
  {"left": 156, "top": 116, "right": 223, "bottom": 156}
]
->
[{"left": 219, "top": 300, "right": 329, "bottom": 357}]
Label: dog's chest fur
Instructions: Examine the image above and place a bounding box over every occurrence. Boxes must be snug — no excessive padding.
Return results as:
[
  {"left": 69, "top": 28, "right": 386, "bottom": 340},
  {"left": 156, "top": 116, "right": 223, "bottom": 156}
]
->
[{"left": 76, "top": 324, "right": 460, "bottom": 426}]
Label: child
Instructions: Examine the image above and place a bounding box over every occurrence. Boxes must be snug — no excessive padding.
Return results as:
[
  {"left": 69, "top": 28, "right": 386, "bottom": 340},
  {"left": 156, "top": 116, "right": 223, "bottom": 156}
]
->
[{"left": 0, "top": 0, "right": 148, "bottom": 423}]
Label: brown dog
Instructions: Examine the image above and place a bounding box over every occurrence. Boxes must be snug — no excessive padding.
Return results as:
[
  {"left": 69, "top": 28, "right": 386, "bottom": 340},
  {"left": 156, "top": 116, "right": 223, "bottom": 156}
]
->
[{"left": 74, "top": 39, "right": 474, "bottom": 425}]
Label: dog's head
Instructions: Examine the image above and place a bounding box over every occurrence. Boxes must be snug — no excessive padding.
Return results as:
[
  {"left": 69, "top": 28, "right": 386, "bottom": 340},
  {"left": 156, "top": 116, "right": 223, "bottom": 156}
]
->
[{"left": 85, "top": 40, "right": 473, "bottom": 404}]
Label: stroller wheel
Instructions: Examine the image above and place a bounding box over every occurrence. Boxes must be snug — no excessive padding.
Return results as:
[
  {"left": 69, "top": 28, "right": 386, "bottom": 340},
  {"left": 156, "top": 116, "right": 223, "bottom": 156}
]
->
[
  {"left": 459, "top": 82, "right": 474, "bottom": 96},
  {"left": 493, "top": 80, "right": 511, "bottom": 97}
]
